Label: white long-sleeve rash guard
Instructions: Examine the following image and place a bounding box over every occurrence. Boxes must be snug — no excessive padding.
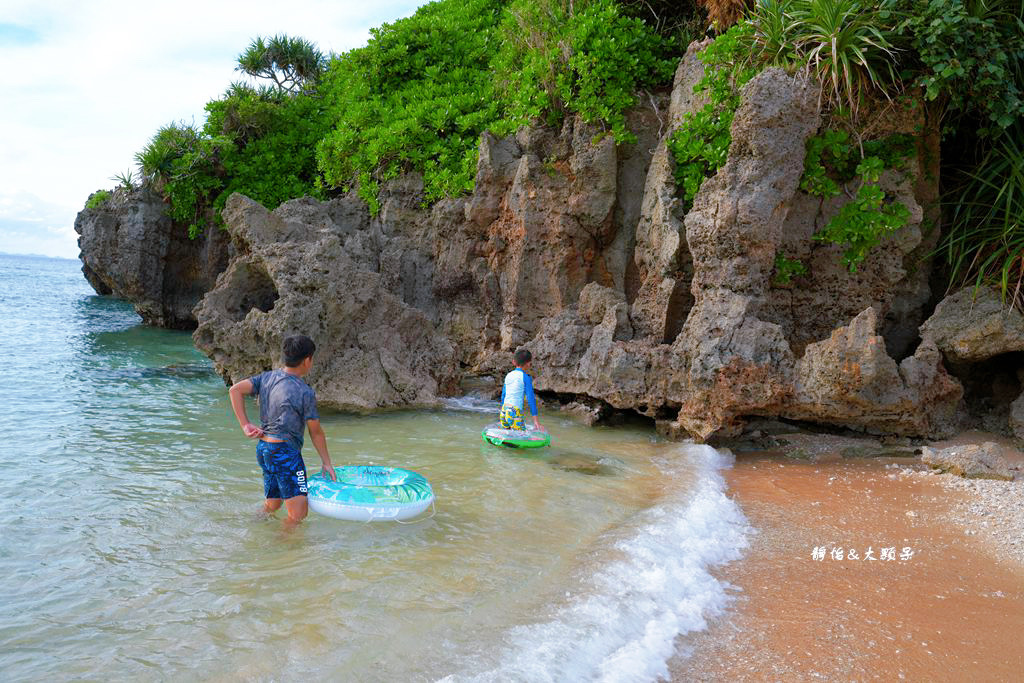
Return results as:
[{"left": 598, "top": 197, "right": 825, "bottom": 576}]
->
[{"left": 501, "top": 367, "right": 538, "bottom": 416}]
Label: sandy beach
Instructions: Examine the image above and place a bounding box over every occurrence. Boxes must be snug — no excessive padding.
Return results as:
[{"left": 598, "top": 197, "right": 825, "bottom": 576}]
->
[{"left": 670, "top": 433, "right": 1024, "bottom": 681}]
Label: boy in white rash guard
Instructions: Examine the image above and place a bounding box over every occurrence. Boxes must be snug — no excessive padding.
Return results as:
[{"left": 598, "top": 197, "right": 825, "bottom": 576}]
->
[{"left": 499, "top": 348, "right": 544, "bottom": 432}]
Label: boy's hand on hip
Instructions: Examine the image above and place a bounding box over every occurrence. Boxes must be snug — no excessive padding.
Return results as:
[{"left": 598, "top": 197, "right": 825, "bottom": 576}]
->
[{"left": 242, "top": 423, "right": 264, "bottom": 439}]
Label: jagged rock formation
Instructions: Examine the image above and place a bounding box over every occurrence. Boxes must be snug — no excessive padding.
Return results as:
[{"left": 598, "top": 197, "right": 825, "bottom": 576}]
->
[
  {"left": 630, "top": 39, "right": 710, "bottom": 343},
  {"left": 920, "top": 287, "right": 1024, "bottom": 363},
  {"left": 75, "top": 188, "right": 231, "bottom": 328},
  {"left": 919, "top": 286, "right": 1024, "bottom": 438},
  {"left": 1012, "top": 395, "right": 1024, "bottom": 441},
  {"left": 79, "top": 41, "right": 984, "bottom": 440},
  {"left": 530, "top": 65, "right": 959, "bottom": 439},
  {"left": 922, "top": 442, "right": 1017, "bottom": 481},
  {"left": 193, "top": 193, "right": 460, "bottom": 411}
]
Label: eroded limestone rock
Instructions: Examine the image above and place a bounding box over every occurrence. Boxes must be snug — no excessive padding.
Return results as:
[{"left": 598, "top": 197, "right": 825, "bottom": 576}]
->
[
  {"left": 1011, "top": 393, "right": 1024, "bottom": 441},
  {"left": 81, "top": 42, "right": 958, "bottom": 436},
  {"left": 530, "top": 64, "right": 953, "bottom": 440},
  {"left": 922, "top": 442, "right": 1017, "bottom": 480},
  {"left": 193, "top": 194, "right": 459, "bottom": 411},
  {"left": 671, "top": 68, "right": 819, "bottom": 438},
  {"left": 630, "top": 39, "right": 710, "bottom": 343},
  {"left": 75, "top": 188, "right": 230, "bottom": 328},
  {"left": 920, "top": 287, "right": 1024, "bottom": 364},
  {"left": 786, "top": 308, "right": 961, "bottom": 437}
]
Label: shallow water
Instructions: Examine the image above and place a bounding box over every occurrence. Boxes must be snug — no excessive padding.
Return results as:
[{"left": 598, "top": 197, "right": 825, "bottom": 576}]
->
[{"left": 0, "top": 254, "right": 749, "bottom": 681}]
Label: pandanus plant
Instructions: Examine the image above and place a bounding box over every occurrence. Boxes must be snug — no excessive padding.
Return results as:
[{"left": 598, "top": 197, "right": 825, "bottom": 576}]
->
[
  {"left": 940, "top": 122, "right": 1024, "bottom": 309},
  {"left": 742, "top": 0, "right": 900, "bottom": 113}
]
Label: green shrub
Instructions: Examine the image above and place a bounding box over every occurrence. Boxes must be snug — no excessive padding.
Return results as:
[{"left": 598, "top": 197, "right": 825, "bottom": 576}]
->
[
  {"left": 885, "top": 0, "right": 1024, "bottom": 136},
  {"left": 773, "top": 252, "right": 807, "bottom": 284},
  {"left": 315, "top": 0, "right": 681, "bottom": 212},
  {"left": 134, "top": 122, "right": 224, "bottom": 237},
  {"left": 84, "top": 190, "right": 111, "bottom": 209},
  {"left": 135, "top": 122, "right": 206, "bottom": 187},
  {"left": 814, "top": 180, "right": 911, "bottom": 270},
  {"left": 206, "top": 86, "right": 328, "bottom": 218},
  {"left": 741, "top": 0, "right": 901, "bottom": 113},
  {"left": 134, "top": 86, "right": 326, "bottom": 237},
  {"left": 494, "top": 0, "right": 678, "bottom": 144},
  {"left": 315, "top": 0, "right": 504, "bottom": 212},
  {"left": 667, "top": 24, "right": 756, "bottom": 211},
  {"left": 801, "top": 130, "right": 916, "bottom": 270}
]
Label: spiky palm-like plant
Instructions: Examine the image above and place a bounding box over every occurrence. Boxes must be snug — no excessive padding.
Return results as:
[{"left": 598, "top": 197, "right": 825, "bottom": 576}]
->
[
  {"left": 236, "top": 35, "right": 326, "bottom": 94},
  {"left": 743, "top": 0, "right": 799, "bottom": 66},
  {"left": 789, "top": 0, "right": 900, "bottom": 111},
  {"left": 940, "top": 122, "right": 1024, "bottom": 309},
  {"left": 134, "top": 123, "right": 203, "bottom": 187}
]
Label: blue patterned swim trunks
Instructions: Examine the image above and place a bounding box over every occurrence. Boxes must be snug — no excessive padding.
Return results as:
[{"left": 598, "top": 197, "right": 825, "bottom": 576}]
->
[{"left": 256, "top": 441, "right": 308, "bottom": 499}]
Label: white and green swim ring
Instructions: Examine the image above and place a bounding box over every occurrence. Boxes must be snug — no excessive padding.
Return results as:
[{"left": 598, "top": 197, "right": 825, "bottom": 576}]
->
[
  {"left": 481, "top": 423, "right": 551, "bottom": 449},
  {"left": 308, "top": 465, "right": 434, "bottom": 521}
]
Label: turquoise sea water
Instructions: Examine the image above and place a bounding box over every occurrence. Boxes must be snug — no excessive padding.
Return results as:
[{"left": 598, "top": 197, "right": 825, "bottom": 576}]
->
[{"left": 0, "top": 253, "right": 748, "bottom": 681}]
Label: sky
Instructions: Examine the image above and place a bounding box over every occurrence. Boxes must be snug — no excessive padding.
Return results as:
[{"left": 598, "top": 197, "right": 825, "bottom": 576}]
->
[{"left": 0, "top": 0, "right": 423, "bottom": 259}]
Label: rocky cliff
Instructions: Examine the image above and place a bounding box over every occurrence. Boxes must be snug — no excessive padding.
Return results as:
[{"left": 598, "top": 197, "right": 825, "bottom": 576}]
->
[
  {"left": 77, "top": 42, "right": 1024, "bottom": 441},
  {"left": 75, "top": 188, "right": 231, "bottom": 329}
]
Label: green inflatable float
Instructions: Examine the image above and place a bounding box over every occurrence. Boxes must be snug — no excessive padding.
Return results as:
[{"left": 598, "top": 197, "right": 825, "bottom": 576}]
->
[{"left": 481, "top": 423, "right": 551, "bottom": 449}]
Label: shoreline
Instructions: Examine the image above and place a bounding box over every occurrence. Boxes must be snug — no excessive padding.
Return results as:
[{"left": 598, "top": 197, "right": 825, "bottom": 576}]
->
[{"left": 669, "top": 433, "right": 1024, "bottom": 681}]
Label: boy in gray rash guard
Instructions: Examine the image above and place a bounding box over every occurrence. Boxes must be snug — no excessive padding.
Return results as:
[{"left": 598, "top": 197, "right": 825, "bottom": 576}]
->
[{"left": 228, "top": 335, "right": 336, "bottom": 528}]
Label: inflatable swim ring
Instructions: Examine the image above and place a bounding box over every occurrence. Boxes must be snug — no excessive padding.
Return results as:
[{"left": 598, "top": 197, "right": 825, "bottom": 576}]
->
[
  {"left": 308, "top": 466, "right": 434, "bottom": 521},
  {"left": 481, "top": 423, "right": 551, "bottom": 449}
]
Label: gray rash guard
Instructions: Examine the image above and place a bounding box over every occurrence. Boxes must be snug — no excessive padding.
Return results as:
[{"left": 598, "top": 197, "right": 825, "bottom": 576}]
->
[{"left": 249, "top": 369, "right": 319, "bottom": 453}]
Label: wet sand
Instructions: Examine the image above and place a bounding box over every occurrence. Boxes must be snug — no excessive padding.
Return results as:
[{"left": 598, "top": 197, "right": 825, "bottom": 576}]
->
[{"left": 670, "top": 444, "right": 1024, "bottom": 681}]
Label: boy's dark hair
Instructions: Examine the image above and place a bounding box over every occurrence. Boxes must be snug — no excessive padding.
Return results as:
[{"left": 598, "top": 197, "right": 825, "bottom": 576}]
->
[
  {"left": 283, "top": 335, "right": 316, "bottom": 367},
  {"left": 514, "top": 348, "right": 532, "bottom": 367}
]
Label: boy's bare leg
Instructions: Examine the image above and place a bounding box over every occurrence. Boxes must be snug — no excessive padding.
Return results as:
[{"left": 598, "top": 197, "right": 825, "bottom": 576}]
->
[
  {"left": 282, "top": 495, "right": 308, "bottom": 529},
  {"left": 264, "top": 498, "right": 283, "bottom": 514}
]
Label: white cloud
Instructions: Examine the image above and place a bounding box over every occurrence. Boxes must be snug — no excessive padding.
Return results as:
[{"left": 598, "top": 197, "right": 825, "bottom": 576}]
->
[
  {"left": 0, "top": 191, "right": 82, "bottom": 258},
  {"left": 0, "top": 0, "right": 423, "bottom": 258}
]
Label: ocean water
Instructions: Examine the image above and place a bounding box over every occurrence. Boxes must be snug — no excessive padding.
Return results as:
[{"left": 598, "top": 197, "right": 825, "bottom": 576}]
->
[{"left": 0, "top": 253, "right": 750, "bottom": 682}]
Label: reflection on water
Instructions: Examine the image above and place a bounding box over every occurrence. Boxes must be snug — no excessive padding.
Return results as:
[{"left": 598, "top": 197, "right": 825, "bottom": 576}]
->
[{"left": 0, "top": 255, "right": 741, "bottom": 681}]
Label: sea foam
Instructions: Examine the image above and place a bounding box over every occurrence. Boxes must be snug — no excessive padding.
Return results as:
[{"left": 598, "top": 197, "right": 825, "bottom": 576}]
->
[
  {"left": 442, "top": 394, "right": 500, "bottom": 414},
  {"left": 450, "top": 443, "right": 751, "bottom": 682}
]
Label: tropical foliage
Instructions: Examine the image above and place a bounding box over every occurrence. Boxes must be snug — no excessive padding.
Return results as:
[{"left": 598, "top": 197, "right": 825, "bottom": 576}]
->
[
  {"left": 494, "top": 0, "right": 678, "bottom": 143},
  {"left": 667, "top": 24, "right": 755, "bottom": 211},
  {"left": 236, "top": 35, "right": 326, "bottom": 94},
  {"left": 886, "top": 0, "right": 1024, "bottom": 135},
  {"left": 939, "top": 121, "right": 1024, "bottom": 306},
  {"left": 134, "top": 84, "right": 326, "bottom": 237},
  {"left": 84, "top": 190, "right": 111, "bottom": 210},
  {"left": 94, "top": 0, "right": 1023, "bottom": 306},
  {"left": 681, "top": 0, "right": 1023, "bottom": 294},
  {"left": 315, "top": 0, "right": 505, "bottom": 211},
  {"left": 799, "top": 130, "right": 916, "bottom": 270},
  {"left": 738, "top": 0, "right": 901, "bottom": 113},
  {"left": 123, "top": 1, "right": 683, "bottom": 223},
  {"left": 773, "top": 252, "right": 808, "bottom": 284}
]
